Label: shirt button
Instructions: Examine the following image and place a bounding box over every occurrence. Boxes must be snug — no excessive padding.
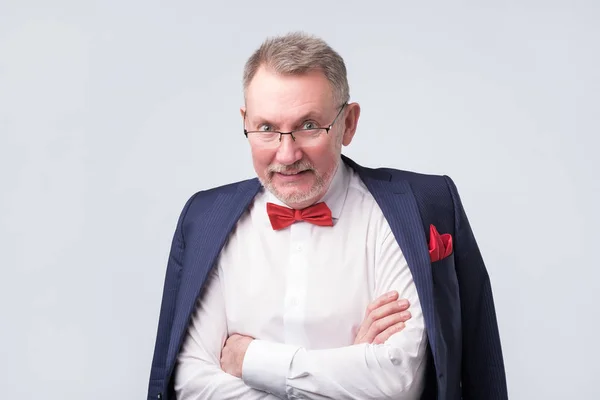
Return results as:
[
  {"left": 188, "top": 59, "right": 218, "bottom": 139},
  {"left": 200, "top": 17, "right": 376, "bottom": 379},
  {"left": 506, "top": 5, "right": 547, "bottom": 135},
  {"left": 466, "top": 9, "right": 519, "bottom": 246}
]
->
[
  {"left": 296, "top": 244, "right": 303, "bottom": 252},
  {"left": 290, "top": 298, "right": 298, "bottom": 307}
]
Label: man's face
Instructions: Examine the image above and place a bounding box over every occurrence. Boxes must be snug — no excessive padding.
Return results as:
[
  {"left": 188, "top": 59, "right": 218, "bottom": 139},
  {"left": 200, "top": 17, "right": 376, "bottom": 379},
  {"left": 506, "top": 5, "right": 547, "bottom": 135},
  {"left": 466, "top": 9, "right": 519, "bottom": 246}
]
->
[{"left": 243, "top": 66, "right": 357, "bottom": 209}]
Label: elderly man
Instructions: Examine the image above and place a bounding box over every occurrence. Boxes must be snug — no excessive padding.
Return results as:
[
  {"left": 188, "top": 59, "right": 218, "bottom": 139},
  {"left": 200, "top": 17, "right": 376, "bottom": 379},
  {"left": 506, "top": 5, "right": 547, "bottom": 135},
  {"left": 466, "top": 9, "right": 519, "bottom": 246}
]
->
[{"left": 147, "top": 32, "right": 507, "bottom": 400}]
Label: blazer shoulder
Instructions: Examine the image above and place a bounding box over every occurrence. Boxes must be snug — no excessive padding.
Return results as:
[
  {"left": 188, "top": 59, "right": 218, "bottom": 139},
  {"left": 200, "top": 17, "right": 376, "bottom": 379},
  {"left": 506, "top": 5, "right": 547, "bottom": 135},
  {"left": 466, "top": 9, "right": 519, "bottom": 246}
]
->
[
  {"left": 184, "top": 177, "right": 259, "bottom": 208},
  {"left": 374, "top": 165, "right": 455, "bottom": 199},
  {"left": 346, "top": 155, "right": 458, "bottom": 213},
  {"left": 175, "top": 177, "right": 260, "bottom": 232},
  {"left": 374, "top": 165, "right": 459, "bottom": 219}
]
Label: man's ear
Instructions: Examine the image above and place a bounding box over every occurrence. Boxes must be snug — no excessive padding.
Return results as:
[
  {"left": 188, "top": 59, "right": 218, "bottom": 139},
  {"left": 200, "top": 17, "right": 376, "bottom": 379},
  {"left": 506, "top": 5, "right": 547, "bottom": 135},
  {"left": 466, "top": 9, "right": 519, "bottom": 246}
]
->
[
  {"left": 240, "top": 107, "right": 247, "bottom": 131},
  {"left": 342, "top": 102, "right": 361, "bottom": 146}
]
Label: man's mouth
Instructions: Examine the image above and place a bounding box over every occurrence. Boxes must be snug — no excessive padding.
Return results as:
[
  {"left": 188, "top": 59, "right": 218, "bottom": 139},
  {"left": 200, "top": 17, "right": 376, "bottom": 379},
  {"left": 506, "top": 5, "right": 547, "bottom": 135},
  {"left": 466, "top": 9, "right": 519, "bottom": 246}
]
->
[
  {"left": 278, "top": 170, "right": 306, "bottom": 176},
  {"left": 273, "top": 170, "right": 311, "bottom": 179}
]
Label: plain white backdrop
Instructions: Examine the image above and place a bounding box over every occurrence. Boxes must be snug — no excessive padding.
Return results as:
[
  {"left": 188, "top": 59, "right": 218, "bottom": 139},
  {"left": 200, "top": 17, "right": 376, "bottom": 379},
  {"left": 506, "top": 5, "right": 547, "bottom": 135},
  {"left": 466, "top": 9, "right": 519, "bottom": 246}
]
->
[{"left": 1, "top": 0, "right": 598, "bottom": 398}]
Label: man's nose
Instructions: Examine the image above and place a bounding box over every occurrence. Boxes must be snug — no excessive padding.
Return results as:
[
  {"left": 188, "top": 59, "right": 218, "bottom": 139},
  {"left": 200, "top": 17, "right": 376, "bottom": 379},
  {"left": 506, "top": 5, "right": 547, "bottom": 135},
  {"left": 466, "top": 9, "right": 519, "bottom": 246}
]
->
[{"left": 275, "top": 134, "right": 302, "bottom": 165}]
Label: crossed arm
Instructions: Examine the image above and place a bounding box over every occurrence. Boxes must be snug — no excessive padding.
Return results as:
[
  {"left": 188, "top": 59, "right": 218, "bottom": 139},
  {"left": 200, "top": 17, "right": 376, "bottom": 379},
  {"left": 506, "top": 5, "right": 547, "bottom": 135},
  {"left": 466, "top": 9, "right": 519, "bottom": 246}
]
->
[{"left": 174, "top": 233, "right": 427, "bottom": 399}]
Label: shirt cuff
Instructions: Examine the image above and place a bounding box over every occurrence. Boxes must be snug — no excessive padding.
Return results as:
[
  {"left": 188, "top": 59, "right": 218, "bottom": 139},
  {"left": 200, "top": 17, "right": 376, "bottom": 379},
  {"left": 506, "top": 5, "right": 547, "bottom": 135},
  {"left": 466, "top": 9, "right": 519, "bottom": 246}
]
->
[{"left": 242, "top": 339, "right": 300, "bottom": 398}]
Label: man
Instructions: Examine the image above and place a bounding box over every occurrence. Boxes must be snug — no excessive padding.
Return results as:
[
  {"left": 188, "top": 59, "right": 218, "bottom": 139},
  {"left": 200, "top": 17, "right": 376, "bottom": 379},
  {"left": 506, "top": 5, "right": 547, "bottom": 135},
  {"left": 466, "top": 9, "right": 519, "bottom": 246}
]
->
[{"left": 147, "top": 32, "right": 507, "bottom": 400}]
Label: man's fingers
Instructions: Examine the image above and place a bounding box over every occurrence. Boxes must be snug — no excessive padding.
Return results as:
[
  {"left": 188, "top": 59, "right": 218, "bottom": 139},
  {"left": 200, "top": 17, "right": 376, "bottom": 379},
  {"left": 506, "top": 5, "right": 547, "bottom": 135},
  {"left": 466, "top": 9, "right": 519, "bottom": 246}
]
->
[
  {"left": 373, "top": 321, "right": 407, "bottom": 344},
  {"left": 367, "top": 299, "right": 410, "bottom": 326},
  {"left": 355, "top": 291, "right": 400, "bottom": 341},
  {"left": 365, "top": 291, "right": 399, "bottom": 316},
  {"left": 364, "top": 310, "right": 411, "bottom": 343},
  {"left": 354, "top": 294, "right": 412, "bottom": 345},
  {"left": 355, "top": 307, "right": 412, "bottom": 345}
]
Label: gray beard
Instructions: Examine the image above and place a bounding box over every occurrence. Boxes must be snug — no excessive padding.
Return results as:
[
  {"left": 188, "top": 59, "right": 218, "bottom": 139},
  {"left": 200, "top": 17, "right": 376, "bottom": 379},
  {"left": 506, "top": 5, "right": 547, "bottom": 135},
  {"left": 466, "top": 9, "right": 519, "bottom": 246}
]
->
[{"left": 259, "top": 159, "right": 339, "bottom": 207}]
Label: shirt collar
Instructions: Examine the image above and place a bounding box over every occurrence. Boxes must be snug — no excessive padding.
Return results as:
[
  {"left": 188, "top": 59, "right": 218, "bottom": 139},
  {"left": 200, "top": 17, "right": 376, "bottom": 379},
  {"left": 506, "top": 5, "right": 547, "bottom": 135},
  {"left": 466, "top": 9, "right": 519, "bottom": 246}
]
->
[{"left": 264, "top": 159, "right": 350, "bottom": 220}]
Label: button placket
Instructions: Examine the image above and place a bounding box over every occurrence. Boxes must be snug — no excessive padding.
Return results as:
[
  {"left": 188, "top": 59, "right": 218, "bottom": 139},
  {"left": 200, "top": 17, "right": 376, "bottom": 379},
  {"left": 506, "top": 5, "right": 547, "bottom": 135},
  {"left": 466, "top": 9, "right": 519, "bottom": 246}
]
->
[{"left": 283, "top": 222, "right": 310, "bottom": 344}]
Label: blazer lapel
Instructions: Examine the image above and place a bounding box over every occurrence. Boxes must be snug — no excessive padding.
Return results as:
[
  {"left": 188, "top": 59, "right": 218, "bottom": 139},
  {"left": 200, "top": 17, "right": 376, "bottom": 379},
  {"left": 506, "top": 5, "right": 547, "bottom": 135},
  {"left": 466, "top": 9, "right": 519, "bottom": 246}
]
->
[
  {"left": 345, "top": 156, "right": 439, "bottom": 373},
  {"left": 166, "top": 179, "right": 262, "bottom": 373}
]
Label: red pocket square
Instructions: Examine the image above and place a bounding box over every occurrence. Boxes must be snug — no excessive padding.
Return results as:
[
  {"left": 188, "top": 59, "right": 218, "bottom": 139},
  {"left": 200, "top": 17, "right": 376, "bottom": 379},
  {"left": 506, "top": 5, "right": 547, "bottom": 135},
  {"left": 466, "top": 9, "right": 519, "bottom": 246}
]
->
[{"left": 429, "top": 224, "right": 453, "bottom": 262}]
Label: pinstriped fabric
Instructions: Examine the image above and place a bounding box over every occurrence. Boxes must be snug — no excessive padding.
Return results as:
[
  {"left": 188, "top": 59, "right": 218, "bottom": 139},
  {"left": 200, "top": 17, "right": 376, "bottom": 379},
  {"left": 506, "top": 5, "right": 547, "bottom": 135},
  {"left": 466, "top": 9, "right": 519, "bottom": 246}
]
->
[{"left": 400, "top": 172, "right": 463, "bottom": 400}]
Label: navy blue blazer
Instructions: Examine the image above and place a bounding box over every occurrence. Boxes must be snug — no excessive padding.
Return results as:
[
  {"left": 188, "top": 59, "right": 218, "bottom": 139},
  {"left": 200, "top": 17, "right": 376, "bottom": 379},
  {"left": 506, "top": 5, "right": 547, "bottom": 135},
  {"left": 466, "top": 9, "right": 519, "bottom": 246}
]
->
[{"left": 147, "top": 155, "right": 508, "bottom": 400}]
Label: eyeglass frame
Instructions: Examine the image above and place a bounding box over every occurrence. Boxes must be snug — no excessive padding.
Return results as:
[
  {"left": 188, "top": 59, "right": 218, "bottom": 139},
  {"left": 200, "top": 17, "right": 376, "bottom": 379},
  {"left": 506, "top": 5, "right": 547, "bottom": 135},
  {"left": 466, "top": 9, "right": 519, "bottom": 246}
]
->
[{"left": 243, "top": 103, "right": 348, "bottom": 143}]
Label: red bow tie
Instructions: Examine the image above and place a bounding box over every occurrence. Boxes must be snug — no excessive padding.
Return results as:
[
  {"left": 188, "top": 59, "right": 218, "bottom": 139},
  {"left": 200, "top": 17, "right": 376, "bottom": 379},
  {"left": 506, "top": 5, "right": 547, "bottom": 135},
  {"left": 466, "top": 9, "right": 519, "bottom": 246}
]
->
[{"left": 266, "top": 202, "right": 333, "bottom": 230}]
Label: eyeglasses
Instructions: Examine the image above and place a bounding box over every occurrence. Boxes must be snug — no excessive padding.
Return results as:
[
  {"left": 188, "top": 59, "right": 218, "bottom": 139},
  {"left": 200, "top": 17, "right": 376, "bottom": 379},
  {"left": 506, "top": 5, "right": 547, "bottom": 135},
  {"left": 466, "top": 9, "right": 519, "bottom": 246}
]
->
[{"left": 244, "top": 103, "right": 347, "bottom": 148}]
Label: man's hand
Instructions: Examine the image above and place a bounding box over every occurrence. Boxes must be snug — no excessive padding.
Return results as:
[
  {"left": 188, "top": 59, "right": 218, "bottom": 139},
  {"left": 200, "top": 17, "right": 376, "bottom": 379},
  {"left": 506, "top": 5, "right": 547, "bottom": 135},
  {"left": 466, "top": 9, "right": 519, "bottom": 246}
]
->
[
  {"left": 354, "top": 290, "right": 411, "bottom": 345},
  {"left": 221, "top": 334, "right": 254, "bottom": 378}
]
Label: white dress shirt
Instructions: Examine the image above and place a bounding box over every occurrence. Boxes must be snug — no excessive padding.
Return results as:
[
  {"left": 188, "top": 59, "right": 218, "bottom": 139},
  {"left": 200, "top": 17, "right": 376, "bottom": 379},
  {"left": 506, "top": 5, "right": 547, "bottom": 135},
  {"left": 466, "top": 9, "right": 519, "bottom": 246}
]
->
[{"left": 174, "top": 161, "right": 428, "bottom": 399}]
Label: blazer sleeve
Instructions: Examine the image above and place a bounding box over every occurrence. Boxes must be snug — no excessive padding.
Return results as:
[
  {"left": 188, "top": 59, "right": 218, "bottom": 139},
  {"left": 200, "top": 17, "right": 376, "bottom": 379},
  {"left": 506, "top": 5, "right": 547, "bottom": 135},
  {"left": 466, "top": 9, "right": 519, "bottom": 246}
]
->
[
  {"left": 444, "top": 176, "right": 509, "bottom": 399},
  {"left": 147, "top": 192, "right": 199, "bottom": 399}
]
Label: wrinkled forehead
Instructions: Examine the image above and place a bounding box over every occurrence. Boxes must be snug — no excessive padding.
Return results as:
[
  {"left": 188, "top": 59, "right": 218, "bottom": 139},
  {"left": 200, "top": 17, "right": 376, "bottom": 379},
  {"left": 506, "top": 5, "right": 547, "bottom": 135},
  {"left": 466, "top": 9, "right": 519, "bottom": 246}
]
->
[{"left": 245, "top": 66, "right": 335, "bottom": 121}]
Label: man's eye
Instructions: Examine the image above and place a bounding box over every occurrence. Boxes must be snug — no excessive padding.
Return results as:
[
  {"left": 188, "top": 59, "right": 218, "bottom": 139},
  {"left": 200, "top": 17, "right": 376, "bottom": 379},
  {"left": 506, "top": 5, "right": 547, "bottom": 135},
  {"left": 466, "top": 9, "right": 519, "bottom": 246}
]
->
[
  {"left": 259, "top": 124, "right": 273, "bottom": 132},
  {"left": 302, "top": 121, "right": 318, "bottom": 130}
]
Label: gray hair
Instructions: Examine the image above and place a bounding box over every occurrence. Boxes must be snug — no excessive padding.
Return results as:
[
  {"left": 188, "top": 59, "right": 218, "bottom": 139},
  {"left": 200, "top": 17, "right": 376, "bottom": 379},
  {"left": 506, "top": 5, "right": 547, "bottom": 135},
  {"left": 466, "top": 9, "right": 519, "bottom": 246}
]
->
[{"left": 243, "top": 32, "right": 350, "bottom": 105}]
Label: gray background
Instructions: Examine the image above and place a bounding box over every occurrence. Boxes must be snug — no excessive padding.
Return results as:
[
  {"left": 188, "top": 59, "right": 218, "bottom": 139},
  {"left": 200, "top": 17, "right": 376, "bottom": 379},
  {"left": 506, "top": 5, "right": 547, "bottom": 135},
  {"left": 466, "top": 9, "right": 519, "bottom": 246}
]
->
[{"left": 1, "top": 0, "right": 598, "bottom": 398}]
